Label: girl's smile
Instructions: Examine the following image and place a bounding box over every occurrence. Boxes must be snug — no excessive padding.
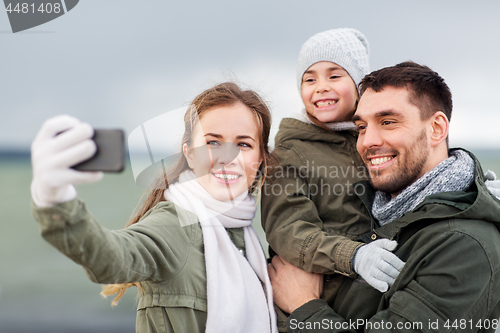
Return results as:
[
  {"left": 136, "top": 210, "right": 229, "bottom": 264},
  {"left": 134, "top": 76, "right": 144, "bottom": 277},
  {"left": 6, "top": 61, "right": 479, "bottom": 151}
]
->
[{"left": 301, "top": 61, "right": 358, "bottom": 123}]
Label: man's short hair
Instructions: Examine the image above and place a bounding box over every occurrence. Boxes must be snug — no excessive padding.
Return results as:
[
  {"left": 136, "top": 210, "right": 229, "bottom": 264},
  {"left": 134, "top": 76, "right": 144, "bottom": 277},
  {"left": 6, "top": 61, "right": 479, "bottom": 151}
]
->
[{"left": 359, "top": 61, "right": 453, "bottom": 121}]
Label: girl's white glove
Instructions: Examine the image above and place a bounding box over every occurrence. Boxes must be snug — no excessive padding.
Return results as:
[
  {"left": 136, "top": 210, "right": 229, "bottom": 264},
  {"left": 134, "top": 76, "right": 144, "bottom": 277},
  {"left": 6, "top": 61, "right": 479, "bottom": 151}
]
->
[
  {"left": 31, "top": 115, "right": 103, "bottom": 207},
  {"left": 485, "top": 170, "right": 500, "bottom": 200},
  {"left": 353, "top": 239, "right": 405, "bottom": 293}
]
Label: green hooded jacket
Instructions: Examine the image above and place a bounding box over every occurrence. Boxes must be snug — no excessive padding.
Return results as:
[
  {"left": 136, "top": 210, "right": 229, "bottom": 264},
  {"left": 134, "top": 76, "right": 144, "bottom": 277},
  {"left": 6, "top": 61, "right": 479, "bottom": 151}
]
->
[
  {"left": 31, "top": 199, "right": 247, "bottom": 333},
  {"left": 261, "top": 118, "right": 372, "bottom": 331},
  {"left": 287, "top": 149, "right": 500, "bottom": 332}
]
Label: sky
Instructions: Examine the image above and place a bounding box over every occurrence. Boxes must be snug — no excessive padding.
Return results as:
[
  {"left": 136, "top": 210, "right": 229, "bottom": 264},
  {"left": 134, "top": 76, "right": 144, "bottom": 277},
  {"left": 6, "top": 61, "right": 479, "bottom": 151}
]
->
[{"left": 1, "top": 0, "right": 500, "bottom": 153}]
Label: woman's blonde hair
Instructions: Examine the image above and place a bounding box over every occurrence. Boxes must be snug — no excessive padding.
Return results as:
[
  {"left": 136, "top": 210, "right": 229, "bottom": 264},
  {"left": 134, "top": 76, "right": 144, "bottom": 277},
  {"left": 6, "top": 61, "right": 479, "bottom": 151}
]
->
[{"left": 101, "top": 82, "right": 276, "bottom": 305}]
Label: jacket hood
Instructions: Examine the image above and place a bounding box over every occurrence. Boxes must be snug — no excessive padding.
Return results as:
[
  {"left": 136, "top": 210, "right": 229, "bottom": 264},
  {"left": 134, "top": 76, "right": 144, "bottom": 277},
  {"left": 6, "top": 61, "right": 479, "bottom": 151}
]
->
[
  {"left": 274, "top": 118, "right": 357, "bottom": 146},
  {"left": 415, "top": 148, "right": 500, "bottom": 223}
]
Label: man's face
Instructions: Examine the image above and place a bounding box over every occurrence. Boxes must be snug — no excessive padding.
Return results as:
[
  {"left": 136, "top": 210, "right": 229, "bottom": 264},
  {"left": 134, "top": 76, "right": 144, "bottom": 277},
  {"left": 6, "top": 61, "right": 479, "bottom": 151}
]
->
[{"left": 353, "top": 86, "right": 434, "bottom": 197}]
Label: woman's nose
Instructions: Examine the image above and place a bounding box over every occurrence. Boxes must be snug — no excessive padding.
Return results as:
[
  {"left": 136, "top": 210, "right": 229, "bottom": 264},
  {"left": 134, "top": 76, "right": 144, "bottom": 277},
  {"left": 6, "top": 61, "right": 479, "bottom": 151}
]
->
[{"left": 211, "top": 142, "right": 239, "bottom": 168}]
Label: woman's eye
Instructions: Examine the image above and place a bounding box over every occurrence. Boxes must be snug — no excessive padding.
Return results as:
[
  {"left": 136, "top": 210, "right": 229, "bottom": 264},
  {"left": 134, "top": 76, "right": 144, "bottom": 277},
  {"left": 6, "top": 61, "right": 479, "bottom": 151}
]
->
[
  {"left": 330, "top": 75, "right": 341, "bottom": 79},
  {"left": 238, "top": 142, "right": 252, "bottom": 148},
  {"left": 207, "top": 141, "right": 220, "bottom": 147},
  {"left": 304, "top": 78, "right": 314, "bottom": 83}
]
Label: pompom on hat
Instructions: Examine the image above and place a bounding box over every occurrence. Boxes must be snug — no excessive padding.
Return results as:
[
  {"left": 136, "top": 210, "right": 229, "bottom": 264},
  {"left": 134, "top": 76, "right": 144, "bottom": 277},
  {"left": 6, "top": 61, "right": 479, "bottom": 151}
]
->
[{"left": 297, "top": 28, "right": 370, "bottom": 92}]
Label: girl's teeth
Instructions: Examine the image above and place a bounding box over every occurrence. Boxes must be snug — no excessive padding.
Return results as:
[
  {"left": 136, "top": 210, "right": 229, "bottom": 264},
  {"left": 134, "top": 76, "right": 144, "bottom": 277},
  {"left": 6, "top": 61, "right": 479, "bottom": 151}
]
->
[
  {"left": 371, "top": 157, "right": 393, "bottom": 166},
  {"left": 316, "top": 100, "right": 337, "bottom": 107},
  {"left": 214, "top": 173, "right": 239, "bottom": 180}
]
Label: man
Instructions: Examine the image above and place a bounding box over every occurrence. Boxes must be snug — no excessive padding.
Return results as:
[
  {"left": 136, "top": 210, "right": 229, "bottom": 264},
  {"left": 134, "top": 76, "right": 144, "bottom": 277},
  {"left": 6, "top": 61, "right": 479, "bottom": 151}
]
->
[{"left": 268, "top": 61, "right": 500, "bottom": 332}]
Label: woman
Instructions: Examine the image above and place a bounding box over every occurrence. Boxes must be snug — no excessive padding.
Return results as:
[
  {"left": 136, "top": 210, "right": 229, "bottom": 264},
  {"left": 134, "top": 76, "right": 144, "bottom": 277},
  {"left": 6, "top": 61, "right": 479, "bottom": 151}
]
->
[{"left": 30, "top": 82, "right": 278, "bottom": 333}]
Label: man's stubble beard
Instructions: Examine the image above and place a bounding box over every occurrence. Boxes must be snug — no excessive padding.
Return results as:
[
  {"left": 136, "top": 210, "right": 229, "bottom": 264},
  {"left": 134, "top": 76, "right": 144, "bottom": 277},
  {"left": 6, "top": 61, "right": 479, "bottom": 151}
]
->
[{"left": 369, "top": 129, "right": 429, "bottom": 195}]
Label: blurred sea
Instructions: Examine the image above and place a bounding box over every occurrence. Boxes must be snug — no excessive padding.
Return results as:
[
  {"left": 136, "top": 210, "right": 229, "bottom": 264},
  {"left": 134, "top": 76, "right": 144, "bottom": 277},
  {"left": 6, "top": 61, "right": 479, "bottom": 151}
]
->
[
  {"left": 0, "top": 150, "right": 499, "bottom": 332},
  {"left": 0, "top": 152, "right": 269, "bottom": 333}
]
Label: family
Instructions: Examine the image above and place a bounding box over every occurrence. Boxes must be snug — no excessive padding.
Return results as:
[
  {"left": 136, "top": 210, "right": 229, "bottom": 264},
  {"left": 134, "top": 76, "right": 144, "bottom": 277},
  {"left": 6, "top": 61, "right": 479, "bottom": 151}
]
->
[{"left": 30, "top": 28, "right": 500, "bottom": 333}]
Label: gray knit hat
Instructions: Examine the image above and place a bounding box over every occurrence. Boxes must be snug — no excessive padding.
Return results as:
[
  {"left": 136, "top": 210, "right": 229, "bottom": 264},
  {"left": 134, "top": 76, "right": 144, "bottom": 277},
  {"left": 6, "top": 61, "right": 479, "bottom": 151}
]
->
[{"left": 297, "top": 28, "right": 370, "bottom": 92}]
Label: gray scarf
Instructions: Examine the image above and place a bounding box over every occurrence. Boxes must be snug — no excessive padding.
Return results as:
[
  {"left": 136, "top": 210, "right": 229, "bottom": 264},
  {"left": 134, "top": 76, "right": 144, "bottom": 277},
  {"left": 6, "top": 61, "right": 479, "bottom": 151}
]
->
[{"left": 372, "top": 150, "right": 475, "bottom": 226}]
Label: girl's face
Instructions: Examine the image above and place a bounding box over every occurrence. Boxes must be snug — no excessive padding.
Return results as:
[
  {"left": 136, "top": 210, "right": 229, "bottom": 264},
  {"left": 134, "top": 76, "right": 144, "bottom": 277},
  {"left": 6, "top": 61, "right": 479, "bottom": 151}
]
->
[
  {"left": 183, "top": 102, "right": 263, "bottom": 201},
  {"left": 301, "top": 61, "right": 358, "bottom": 123}
]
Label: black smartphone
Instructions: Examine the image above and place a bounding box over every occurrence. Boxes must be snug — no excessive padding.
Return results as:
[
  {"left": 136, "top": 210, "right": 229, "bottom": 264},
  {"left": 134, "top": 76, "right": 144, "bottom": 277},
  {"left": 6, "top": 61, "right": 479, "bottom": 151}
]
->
[{"left": 71, "top": 129, "right": 125, "bottom": 173}]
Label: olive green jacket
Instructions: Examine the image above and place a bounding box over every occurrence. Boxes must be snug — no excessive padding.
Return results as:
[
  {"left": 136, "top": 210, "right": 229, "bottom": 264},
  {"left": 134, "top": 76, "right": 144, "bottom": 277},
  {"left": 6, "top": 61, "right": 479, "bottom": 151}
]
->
[
  {"left": 261, "top": 118, "right": 372, "bottom": 331},
  {"left": 288, "top": 149, "right": 500, "bottom": 332},
  {"left": 31, "top": 199, "right": 246, "bottom": 333}
]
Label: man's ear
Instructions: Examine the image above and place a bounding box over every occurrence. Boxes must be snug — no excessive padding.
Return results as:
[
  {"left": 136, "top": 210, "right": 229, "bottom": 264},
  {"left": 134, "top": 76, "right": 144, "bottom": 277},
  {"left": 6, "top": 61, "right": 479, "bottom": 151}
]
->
[
  {"left": 429, "top": 111, "right": 449, "bottom": 147},
  {"left": 183, "top": 143, "right": 194, "bottom": 169}
]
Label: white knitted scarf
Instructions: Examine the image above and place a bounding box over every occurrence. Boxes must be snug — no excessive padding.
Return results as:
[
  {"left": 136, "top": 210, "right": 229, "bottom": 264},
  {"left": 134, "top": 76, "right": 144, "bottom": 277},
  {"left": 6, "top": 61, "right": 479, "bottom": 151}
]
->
[{"left": 164, "top": 170, "right": 277, "bottom": 333}]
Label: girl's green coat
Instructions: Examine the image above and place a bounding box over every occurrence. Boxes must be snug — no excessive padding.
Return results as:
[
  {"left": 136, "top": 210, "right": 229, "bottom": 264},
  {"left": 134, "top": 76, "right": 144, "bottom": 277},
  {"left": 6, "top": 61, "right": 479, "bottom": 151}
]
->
[{"left": 261, "top": 118, "right": 372, "bottom": 331}]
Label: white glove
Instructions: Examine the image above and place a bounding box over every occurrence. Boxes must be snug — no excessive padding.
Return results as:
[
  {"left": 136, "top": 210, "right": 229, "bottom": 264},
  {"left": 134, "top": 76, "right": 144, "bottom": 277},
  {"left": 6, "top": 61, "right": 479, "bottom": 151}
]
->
[
  {"left": 31, "top": 115, "right": 103, "bottom": 207},
  {"left": 353, "top": 239, "right": 405, "bottom": 292},
  {"left": 485, "top": 170, "right": 500, "bottom": 200}
]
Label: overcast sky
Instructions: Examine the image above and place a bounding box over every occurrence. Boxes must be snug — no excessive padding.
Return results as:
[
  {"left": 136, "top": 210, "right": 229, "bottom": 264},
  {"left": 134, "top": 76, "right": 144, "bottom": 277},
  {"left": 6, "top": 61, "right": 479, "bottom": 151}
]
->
[{"left": 1, "top": 0, "right": 500, "bottom": 152}]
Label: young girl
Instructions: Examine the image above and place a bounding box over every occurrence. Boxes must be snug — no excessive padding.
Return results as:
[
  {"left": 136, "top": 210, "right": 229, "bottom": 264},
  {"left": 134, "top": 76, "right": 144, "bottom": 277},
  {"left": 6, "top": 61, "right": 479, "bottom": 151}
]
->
[
  {"left": 30, "top": 82, "right": 278, "bottom": 333},
  {"left": 261, "top": 28, "right": 404, "bottom": 331}
]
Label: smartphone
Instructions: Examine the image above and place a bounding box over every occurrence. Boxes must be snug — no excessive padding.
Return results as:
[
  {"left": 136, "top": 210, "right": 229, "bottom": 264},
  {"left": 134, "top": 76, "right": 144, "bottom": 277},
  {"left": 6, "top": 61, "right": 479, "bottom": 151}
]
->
[{"left": 71, "top": 129, "right": 125, "bottom": 173}]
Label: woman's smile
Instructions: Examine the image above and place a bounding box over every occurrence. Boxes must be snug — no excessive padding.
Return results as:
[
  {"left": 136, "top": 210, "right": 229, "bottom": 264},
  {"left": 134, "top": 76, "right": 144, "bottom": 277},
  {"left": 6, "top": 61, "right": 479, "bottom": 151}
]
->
[{"left": 184, "top": 102, "right": 262, "bottom": 202}]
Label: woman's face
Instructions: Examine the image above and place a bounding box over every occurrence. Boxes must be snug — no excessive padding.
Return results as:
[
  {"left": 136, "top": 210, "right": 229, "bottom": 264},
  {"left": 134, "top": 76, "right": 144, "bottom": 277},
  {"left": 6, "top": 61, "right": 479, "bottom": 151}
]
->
[{"left": 183, "top": 102, "right": 263, "bottom": 201}]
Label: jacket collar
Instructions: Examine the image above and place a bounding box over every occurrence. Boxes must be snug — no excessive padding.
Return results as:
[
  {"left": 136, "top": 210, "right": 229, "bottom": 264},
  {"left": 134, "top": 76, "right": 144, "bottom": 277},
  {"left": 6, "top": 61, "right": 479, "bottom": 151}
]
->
[{"left": 275, "top": 118, "right": 358, "bottom": 146}]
